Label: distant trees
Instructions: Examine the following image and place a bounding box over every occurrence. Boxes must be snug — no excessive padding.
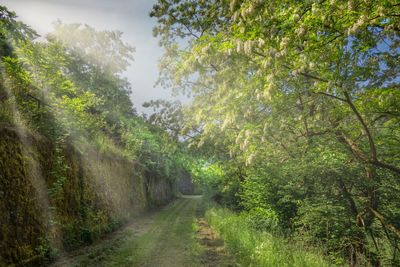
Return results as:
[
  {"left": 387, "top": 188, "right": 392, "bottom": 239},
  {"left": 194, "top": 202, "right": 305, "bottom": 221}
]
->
[{"left": 151, "top": 0, "right": 400, "bottom": 265}]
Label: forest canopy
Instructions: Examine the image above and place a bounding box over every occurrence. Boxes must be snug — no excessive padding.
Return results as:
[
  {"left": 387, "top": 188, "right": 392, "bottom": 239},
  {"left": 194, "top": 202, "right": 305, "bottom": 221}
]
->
[{"left": 150, "top": 0, "right": 400, "bottom": 265}]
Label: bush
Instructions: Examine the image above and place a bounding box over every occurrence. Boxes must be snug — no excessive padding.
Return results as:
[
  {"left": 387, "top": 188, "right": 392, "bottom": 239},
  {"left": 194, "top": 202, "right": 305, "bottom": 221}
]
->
[
  {"left": 205, "top": 207, "right": 335, "bottom": 267},
  {"left": 244, "top": 207, "right": 279, "bottom": 232}
]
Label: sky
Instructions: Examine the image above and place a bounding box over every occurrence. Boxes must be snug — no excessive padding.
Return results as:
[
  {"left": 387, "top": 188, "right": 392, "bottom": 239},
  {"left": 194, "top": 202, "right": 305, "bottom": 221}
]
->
[{"left": 2, "top": 0, "right": 187, "bottom": 114}]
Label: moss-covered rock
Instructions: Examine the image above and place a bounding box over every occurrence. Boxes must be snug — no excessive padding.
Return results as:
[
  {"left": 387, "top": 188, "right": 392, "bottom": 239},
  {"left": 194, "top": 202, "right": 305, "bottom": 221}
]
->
[
  {"left": 0, "top": 125, "right": 178, "bottom": 266},
  {"left": 0, "top": 125, "right": 48, "bottom": 266}
]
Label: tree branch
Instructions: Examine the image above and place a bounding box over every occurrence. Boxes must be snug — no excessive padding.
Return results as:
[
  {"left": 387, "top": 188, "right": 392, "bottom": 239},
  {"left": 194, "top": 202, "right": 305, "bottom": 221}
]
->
[
  {"left": 369, "top": 207, "right": 400, "bottom": 240},
  {"left": 343, "top": 90, "right": 377, "bottom": 162}
]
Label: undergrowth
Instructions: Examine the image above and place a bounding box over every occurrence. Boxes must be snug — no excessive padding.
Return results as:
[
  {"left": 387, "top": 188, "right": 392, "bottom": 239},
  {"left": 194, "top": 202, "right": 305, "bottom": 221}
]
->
[{"left": 205, "top": 207, "right": 336, "bottom": 267}]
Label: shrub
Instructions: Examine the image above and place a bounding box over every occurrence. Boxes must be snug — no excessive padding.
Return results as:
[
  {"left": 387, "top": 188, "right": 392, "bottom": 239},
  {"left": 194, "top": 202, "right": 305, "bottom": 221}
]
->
[{"left": 206, "top": 207, "right": 335, "bottom": 267}]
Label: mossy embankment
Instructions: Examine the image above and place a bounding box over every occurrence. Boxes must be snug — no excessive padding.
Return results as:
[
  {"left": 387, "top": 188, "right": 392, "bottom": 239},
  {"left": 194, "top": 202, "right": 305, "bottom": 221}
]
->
[{"left": 0, "top": 124, "right": 177, "bottom": 266}]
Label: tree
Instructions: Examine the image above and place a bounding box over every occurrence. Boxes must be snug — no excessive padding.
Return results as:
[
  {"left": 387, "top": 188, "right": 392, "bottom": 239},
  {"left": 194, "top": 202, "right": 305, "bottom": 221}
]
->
[
  {"left": 0, "top": 5, "right": 37, "bottom": 58},
  {"left": 48, "top": 23, "right": 136, "bottom": 124},
  {"left": 151, "top": 0, "right": 400, "bottom": 264}
]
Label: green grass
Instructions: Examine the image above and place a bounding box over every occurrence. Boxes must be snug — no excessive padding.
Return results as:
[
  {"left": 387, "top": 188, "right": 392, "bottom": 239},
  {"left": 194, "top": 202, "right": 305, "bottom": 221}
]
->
[
  {"left": 205, "top": 207, "right": 336, "bottom": 267},
  {"left": 68, "top": 198, "right": 203, "bottom": 267},
  {"left": 107, "top": 200, "right": 189, "bottom": 266}
]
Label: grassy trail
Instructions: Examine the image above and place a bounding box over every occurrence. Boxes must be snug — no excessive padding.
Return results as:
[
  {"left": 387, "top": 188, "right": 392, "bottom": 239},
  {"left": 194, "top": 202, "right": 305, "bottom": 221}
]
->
[{"left": 52, "top": 196, "right": 232, "bottom": 267}]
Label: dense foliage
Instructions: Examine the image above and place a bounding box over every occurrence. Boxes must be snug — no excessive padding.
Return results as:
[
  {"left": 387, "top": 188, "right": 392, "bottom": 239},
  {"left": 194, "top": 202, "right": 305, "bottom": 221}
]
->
[
  {"left": 0, "top": 6, "right": 190, "bottom": 264},
  {"left": 206, "top": 206, "right": 332, "bottom": 266},
  {"left": 2, "top": 2, "right": 400, "bottom": 265},
  {"left": 0, "top": 5, "right": 186, "bottom": 182},
  {"left": 151, "top": 0, "right": 400, "bottom": 265}
]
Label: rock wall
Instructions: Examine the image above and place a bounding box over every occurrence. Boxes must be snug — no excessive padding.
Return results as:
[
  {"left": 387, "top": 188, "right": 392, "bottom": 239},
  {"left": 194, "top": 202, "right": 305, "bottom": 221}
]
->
[
  {"left": 178, "top": 170, "right": 197, "bottom": 195},
  {"left": 0, "top": 125, "right": 49, "bottom": 266},
  {"left": 0, "top": 125, "right": 177, "bottom": 266}
]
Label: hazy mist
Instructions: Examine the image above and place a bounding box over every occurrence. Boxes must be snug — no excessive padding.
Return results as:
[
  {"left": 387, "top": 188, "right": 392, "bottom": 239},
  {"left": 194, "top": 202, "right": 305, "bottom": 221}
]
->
[{"left": 2, "top": 0, "right": 188, "bottom": 114}]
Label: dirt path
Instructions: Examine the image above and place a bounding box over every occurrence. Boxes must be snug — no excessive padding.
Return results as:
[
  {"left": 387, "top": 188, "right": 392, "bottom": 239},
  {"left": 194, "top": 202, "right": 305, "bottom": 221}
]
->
[{"left": 51, "top": 196, "right": 234, "bottom": 267}]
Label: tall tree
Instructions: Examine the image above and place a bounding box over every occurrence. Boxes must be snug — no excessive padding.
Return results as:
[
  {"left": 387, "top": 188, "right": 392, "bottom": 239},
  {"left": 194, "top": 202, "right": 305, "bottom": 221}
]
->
[{"left": 151, "top": 0, "right": 400, "bottom": 265}]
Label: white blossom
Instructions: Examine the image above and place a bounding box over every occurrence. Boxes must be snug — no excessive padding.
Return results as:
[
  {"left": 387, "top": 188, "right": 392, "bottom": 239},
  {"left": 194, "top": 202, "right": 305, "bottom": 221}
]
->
[
  {"left": 235, "top": 133, "right": 242, "bottom": 144},
  {"left": 258, "top": 38, "right": 265, "bottom": 48},
  {"left": 296, "top": 26, "right": 306, "bottom": 37},
  {"left": 244, "top": 40, "right": 253, "bottom": 55},
  {"left": 241, "top": 7, "right": 247, "bottom": 18},
  {"left": 247, "top": 5, "right": 254, "bottom": 16},
  {"left": 243, "top": 139, "right": 249, "bottom": 149},
  {"left": 201, "top": 44, "right": 210, "bottom": 54},
  {"left": 246, "top": 153, "right": 256, "bottom": 166},
  {"left": 348, "top": 0, "right": 355, "bottom": 11},
  {"left": 377, "top": 6, "right": 385, "bottom": 16},
  {"left": 262, "top": 59, "right": 271, "bottom": 69},
  {"left": 236, "top": 40, "right": 242, "bottom": 53},
  {"left": 266, "top": 73, "right": 274, "bottom": 82},
  {"left": 230, "top": 0, "right": 237, "bottom": 11},
  {"left": 311, "top": 3, "right": 319, "bottom": 15},
  {"left": 347, "top": 16, "right": 366, "bottom": 35},
  {"left": 279, "top": 37, "right": 289, "bottom": 50},
  {"left": 263, "top": 123, "right": 268, "bottom": 133},
  {"left": 232, "top": 11, "right": 239, "bottom": 21}
]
